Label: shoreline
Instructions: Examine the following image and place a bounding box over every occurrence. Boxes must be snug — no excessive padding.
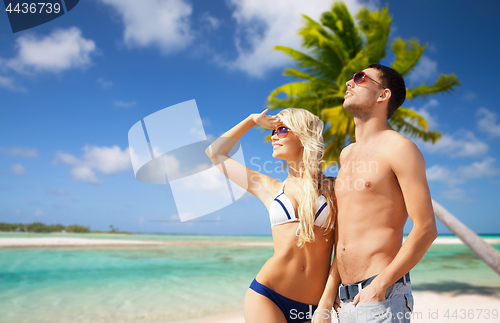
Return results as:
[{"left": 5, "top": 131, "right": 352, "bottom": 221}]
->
[
  {"left": 0, "top": 236, "right": 499, "bottom": 248},
  {"left": 0, "top": 237, "right": 274, "bottom": 248}
]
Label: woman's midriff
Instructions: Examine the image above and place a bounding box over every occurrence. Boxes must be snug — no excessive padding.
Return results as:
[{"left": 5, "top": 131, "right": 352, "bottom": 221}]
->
[{"left": 255, "top": 223, "right": 334, "bottom": 305}]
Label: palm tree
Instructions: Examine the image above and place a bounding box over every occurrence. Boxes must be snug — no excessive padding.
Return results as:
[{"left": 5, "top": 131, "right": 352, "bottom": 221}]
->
[
  {"left": 268, "top": 1, "right": 500, "bottom": 275},
  {"left": 267, "top": 2, "right": 458, "bottom": 164}
]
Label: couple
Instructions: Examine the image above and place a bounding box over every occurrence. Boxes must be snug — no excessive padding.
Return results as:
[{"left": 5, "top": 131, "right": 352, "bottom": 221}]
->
[{"left": 206, "top": 64, "right": 438, "bottom": 323}]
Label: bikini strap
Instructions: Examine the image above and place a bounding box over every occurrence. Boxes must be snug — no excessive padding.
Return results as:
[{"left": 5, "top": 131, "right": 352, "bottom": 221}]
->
[{"left": 273, "top": 179, "right": 287, "bottom": 199}]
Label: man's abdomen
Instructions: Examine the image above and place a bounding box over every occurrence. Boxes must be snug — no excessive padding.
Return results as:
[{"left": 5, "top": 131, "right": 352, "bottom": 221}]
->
[{"left": 337, "top": 226, "right": 404, "bottom": 285}]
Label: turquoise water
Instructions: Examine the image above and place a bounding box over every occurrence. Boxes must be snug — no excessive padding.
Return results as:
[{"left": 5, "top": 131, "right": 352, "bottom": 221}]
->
[
  {"left": 0, "top": 232, "right": 274, "bottom": 242},
  {"left": 0, "top": 234, "right": 499, "bottom": 323}
]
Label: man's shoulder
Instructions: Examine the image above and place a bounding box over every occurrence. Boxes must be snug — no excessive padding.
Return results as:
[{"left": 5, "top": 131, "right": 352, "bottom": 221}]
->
[
  {"left": 382, "top": 130, "right": 419, "bottom": 153},
  {"left": 380, "top": 131, "right": 425, "bottom": 171}
]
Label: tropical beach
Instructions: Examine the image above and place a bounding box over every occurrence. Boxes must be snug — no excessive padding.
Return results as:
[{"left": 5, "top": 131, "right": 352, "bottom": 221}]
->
[
  {"left": 0, "top": 233, "right": 499, "bottom": 323},
  {"left": 2, "top": 0, "right": 500, "bottom": 323}
]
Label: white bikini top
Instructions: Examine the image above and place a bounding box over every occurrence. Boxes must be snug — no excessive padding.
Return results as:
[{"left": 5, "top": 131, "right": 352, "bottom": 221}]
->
[{"left": 269, "top": 179, "right": 330, "bottom": 235}]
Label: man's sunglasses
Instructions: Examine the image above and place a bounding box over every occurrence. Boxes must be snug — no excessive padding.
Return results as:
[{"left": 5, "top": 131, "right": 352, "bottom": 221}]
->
[
  {"left": 271, "top": 126, "right": 290, "bottom": 138},
  {"left": 350, "top": 71, "right": 387, "bottom": 89}
]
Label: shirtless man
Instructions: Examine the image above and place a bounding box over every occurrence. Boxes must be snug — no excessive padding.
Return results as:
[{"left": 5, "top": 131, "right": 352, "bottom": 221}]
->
[{"left": 313, "top": 64, "right": 438, "bottom": 323}]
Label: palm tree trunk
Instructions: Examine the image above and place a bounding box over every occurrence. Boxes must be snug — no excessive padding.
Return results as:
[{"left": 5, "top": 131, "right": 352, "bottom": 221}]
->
[{"left": 432, "top": 199, "right": 500, "bottom": 276}]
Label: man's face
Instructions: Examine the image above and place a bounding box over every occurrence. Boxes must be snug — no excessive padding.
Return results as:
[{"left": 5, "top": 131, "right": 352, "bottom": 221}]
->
[{"left": 343, "top": 68, "right": 385, "bottom": 120}]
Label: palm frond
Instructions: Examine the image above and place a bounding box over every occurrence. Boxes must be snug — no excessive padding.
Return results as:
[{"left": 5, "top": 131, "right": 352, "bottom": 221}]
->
[
  {"left": 274, "top": 46, "right": 329, "bottom": 75},
  {"left": 282, "top": 67, "right": 329, "bottom": 84},
  {"left": 391, "top": 38, "right": 427, "bottom": 76},
  {"left": 394, "top": 107, "right": 429, "bottom": 130},
  {"left": 322, "top": 105, "right": 355, "bottom": 163},
  {"left": 336, "top": 49, "right": 370, "bottom": 85},
  {"left": 357, "top": 7, "right": 392, "bottom": 62},
  {"left": 267, "top": 81, "right": 319, "bottom": 106},
  {"left": 407, "top": 73, "right": 460, "bottom": 100},
  {"left": 389, "top": 107, "right": 442, "bottom": 143},
  {"left": 320, "top": 2, "right": 363, "bottom": 59},
  {"left": 299, "top": 15, "right": 349, "bottom": 77}
]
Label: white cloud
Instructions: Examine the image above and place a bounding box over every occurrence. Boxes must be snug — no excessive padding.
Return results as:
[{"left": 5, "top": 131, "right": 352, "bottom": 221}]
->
[
  {"left": 458, "top": 157, "right": 499, "bottom": 179},
  {"left": 421, "top": 131, "right": 488, "bottom": 158},
  {"left": 163, "top": 154, "right": 182, "bottom": 179},
  {"left": 427, "top": 158, "right": 497, "bottom": 202},
  {"left": 114, "top": 100, "right": 136, "bottom": 108},
  {"left": 55, "top": 151, "right": 80, "bottom": 165},
  {"left": 5, "top": 27, "right": 96, "bottom": 74},
  {"left": 201, "top": 12, "right": 221, "bottom": 30},
  {"left": 80, "top": 145, "right": 132, "bottom": 174},
  {"left": 412, "top": 99, "right": 439, "bottom": 129},
  {"left": 0, "top": 147, "right": 39, "bottom": 158},
  {"left": 97, "top": 78, "right": 113, "bottom": 89},
  {"left": 462, "top": 91, "right": 476, "bottom": 101},
  {"left": 35, "top": 208, "right": 44, "bottom": 216},
  {"left": 10, "top": 163, "right": 26, "bottom": 176},
  {"left": 99, "top": 0, "right": 194, "bottom": 54},
  {"left": 0, "top": 75, "right": 26, "bottom": 91},
  {"left": 427, "top": 157, "right": 499, "bottom": 187},
  {"left": 440, "top": 187, "right": 474, "bottom": 202},
  {"left": 408, "top": 56, "right": 438, "bottom": 82},
  {"left": 427, "top": 165, "right": 462, "bottom": 185},
  {"left": 175, "top": 165, "right": 229, "bottom": 194},
  {"left": 477, "top": 107, "right": 500, "bottom": 137},
  {"left": 162, "top": 154, "right": 229, "bottom": 197},
  {"left": 223, "top": 0, "right": 363, "bottom": 77},
  {"left": 71, "top": 165, "right": 100, "bottom": 183},
  {"left": 162, "top": 154, "right": 213, "bottom": 181},
  {"left": 54, "top": 145, "right": 132, "bottom": 183}
]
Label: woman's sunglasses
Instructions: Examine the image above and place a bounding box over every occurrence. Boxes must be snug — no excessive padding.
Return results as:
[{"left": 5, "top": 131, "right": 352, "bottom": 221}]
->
[
  {"left": 271, "top": 126, "right": 290, "bottom": 138},
  {"left": 350, "top": 71, "right": 387, "bottom": 89}
]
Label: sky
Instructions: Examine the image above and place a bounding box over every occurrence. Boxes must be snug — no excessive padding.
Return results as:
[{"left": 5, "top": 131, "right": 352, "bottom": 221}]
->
[{"left": 0, "top": 0, "right": 499, "bottom": 235}]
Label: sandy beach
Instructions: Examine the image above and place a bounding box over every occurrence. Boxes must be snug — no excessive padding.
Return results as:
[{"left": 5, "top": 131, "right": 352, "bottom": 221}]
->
[
  {"left": 0, "top": 236, "right": 499, "bottom": 248},
  {"left": 0, "top": 237, "right": 274, "bottom": 248},
  {"left": 183, "top": 291, "right": 500, "bottom": 323}
]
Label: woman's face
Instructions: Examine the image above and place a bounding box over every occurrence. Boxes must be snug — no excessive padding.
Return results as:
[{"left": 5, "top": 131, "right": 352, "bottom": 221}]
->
[{"left": 271, "top": 125, "right": 303, "bottom": 161}]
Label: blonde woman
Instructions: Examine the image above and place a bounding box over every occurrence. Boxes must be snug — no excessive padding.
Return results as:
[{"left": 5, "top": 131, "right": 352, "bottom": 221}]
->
[{"left": 205, "top": 108, "right": 337, "bottom": 323}]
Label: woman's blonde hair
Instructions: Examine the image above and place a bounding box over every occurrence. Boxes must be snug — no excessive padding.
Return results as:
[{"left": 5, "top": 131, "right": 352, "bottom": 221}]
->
[{"left": 277, "top": 108, "right": 336, "bottom": 248}]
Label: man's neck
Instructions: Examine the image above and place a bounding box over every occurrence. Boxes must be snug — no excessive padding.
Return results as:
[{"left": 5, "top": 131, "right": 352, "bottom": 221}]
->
[{"left": 353, "top": 115, "right": 391, "bottom": 145}]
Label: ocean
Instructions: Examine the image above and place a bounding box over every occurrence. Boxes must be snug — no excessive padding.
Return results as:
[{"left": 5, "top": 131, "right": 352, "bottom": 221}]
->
[{"left": 0, "top": 233, "right": 499, "bottom": 323}]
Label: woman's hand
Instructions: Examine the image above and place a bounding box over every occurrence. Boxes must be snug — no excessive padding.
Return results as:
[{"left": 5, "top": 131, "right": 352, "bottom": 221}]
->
[{"left": 251, "top": 109, "right": 284, "bottom": 129}]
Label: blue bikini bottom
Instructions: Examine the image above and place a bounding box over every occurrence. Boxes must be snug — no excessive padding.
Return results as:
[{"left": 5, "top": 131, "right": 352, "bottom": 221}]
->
[{"left": 249, "top": 279, "right": 318, "bottom": 323}]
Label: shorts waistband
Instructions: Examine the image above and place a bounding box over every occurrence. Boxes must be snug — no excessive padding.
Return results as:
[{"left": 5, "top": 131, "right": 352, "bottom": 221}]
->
[{"left": 339, "top": 272, "right": 410, "bottom": 301}]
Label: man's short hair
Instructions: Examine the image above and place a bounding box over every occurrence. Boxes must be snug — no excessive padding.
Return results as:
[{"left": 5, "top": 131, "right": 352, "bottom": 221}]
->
[{"left": 368, "top": 63, "right": 406, "bottom": 120}]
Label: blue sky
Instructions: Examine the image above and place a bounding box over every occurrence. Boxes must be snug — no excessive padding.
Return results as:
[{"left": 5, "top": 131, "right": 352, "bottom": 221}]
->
[{"left": 1, "top": 0, "right": 499, "bottom": 235}]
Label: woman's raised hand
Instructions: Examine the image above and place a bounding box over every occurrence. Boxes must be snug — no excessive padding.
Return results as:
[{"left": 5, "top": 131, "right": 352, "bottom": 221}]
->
[{"left": 252, "top": 109, "right": 284, "bottom": 129}]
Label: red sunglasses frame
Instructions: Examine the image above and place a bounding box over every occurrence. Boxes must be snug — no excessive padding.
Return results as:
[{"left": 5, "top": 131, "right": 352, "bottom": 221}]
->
[
  {"left": 350, "top": 71, "right": 387, "bottom": 89},
  {"left": 271, "top": 126, "right": 290, "bottom": 138}
]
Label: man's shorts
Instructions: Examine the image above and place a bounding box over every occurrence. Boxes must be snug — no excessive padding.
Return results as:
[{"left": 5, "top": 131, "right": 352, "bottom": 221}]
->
[{"left": 337, "top": 277, "right": 414, "bottom": 323}]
